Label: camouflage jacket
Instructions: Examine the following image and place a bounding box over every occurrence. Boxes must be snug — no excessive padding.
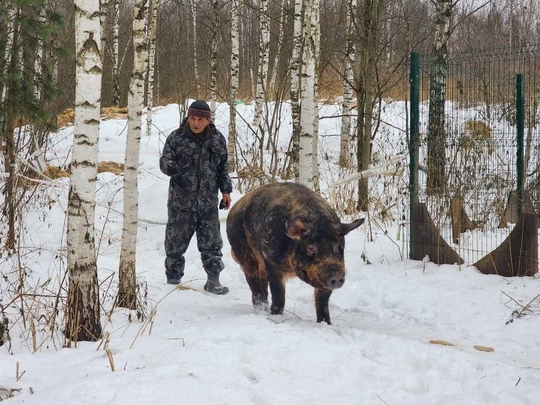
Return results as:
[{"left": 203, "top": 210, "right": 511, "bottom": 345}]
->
[{"left": 159, "top": 118, "right": 232, "bottom": 212}]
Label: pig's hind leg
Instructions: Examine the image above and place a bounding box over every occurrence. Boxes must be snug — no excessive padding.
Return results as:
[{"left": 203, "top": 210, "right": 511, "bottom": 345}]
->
[{"left": 240, "top": 252, "right": 269, "bottom": 312}]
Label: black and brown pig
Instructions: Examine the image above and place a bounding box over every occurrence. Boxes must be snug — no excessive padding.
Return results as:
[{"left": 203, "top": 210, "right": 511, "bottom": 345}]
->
[{"left": 226, "top": 182, "right": 364, "bottom": 325}]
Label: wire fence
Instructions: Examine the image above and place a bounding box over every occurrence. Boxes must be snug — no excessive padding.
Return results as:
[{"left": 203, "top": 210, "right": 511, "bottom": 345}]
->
[{"left": 409, "top": 45, "right": 540, "bottom": 273}]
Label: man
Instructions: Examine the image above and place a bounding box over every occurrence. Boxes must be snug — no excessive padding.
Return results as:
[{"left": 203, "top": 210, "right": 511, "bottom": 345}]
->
[{"left": 159, "top": 100, "right": 232, "bottom": 294}]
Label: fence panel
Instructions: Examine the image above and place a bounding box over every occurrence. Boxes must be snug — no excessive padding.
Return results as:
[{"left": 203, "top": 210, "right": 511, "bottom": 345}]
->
[{"left": 409, "top": 46, "right": 540, "bottom": 273}]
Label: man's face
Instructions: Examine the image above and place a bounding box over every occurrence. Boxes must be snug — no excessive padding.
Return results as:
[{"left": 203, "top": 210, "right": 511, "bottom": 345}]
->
[{"left": 188, "top": 116, "right": 210, "bottom": 134}]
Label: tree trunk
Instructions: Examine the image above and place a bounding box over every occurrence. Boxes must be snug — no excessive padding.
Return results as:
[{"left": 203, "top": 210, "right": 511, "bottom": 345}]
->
[
  {"left": 111, "top": 0, "right": 120, "bottom": 107},
  {"left": 286, "top": 0, "right": 303, "bottom": 181},
  {"left": 426, "top": 0, "right": 452, "bottom": 195},
  {"left": 298, "top": 0, "right": 319, "bottom": 189},
  {"left": 228, "top": 0, "right": 239, "bottom": 172},
  {"left": 356, "top": 0, "right": 383, "bottom": 211},
  {"left": 209, "top": 0, "right": 219, "bottom": 113},
  {"left": 311, "top": 0, "right": 320, "bottom": 191},
  {"left": 65, "top": 0, "right": 103, "bottom": 343},
  {"left": 146, "top": 0, "right": 159, "bottom": 137},
  {"left": 252, "top": 0, "right": 269, "bottom": 130},
  {"left": 190, "top": 0, "right": 200, "bottom": 97},
  {"left": 269, "top": 0, "right": 287, "bottom": 95},
  {"left": 118, "top": 0, "right": 150, "bottom": 310},
  {"left": 2, "top": 5, "right": 18, "bottom": 252},
  {"left": 340, "top": 0, "right": 356, "bottom": 168}
]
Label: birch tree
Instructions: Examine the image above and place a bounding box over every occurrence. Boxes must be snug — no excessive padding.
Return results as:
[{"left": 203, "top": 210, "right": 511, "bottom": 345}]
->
[
  {"left": 298, "top": 0, "right": 319, "bottom": 189},
  {"left": 287, "top": 0, "right": 303, "bottom": 181},
  {"left": 209, "top": 0, "right": 219, "bottom": 113},
  {"left": 340, "top": 0, "right": 356, "bottom": 168},
  {"left": 146, "top": 0, "right": 159, "bottom": 137},
  {"left": 33, "top": 6, "right": 46, "bottom": 103},
  {"left": 1, "top": 3, "right": 17, "bottom": 252},
  {"left": 252, "top": 0, "right": 269, "bottom": 129},
  {"left": 228, "top": 0, "right": 240, "bottom": 172},
  {"left": 118, "top": 0, "right": 149, "bottom": 310},
  {"left": 111, "top": 0, "right": 120, "bottom": 106},
  {"left": 311, "top": 0, "right": 320, "bottom": 191},
  {"left": 65, "top": 0, "right": 103, "bottom": 343},
  {"left": 190, "top": 0, "right": 200, "bottom": 97}
]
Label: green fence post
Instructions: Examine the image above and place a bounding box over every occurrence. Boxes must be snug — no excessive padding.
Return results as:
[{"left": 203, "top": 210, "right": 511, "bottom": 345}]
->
[
  {"left": 516, "top": 74, "right": 525, "bottom": 215},
  {"left": 410, "top": 52, "right": 420, "bottom": 259}
]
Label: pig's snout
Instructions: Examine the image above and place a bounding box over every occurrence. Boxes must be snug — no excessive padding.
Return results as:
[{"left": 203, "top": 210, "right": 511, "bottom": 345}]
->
[{"left": 326, "top": 272, "right": 345, "bottom": 290}]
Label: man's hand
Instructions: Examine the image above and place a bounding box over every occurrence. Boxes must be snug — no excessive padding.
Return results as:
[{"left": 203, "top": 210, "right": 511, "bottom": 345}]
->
[{"left": 220, "top": 193, "right": 232, "bottom": 210}]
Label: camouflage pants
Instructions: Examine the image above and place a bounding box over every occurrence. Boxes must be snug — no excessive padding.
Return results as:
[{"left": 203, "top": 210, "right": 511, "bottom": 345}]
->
[{"left": 164, "top": 206, "right": 224, "bottom": 281}]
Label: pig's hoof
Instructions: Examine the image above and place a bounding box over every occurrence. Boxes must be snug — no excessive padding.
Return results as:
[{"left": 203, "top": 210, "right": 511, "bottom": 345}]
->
[
  {"left": 270, "top": 305, "right": 284, "bottom": 315},
  {"left": 253, "top": 302, "right": 269, "bottom": 314}
]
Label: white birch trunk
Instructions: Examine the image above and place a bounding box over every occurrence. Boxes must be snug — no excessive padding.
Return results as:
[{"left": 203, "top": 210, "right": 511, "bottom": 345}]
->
[
  {"left": 311, "top": 0, "right": 320, "bottom": 191},
  {"left": 146, "top": 0, "right": 159, "bottom": 137},
  {"left": 340, "top": 0, "right": 356, "bottom": 167},
  {"left": 228, "top": 0, "right": 240, "bottom": 172},
  {"left": 111, "top": 0, "right": 120, "bottom": 106},
  {"left": 252, "top": 0, "right": 269, "bottom": 128},
  {"left": 100, "top": 0, "right": 109, "bottom": 57},
  {"left": 298, "top": 0, "right": 318, "bottom": 189},
  {"left": 191, "top": 0, "right": 200, "bottom": 96},
  {"left": 289, "top": 0, "right": 303, "bottom": 180},
  {"left": 33, "top": 7, "right": 46, "bottom": 102},
  {"left": 118, "top": 0, "right": 149, "bottom": 310},
  {"left": 209, "top": 0, "right": 218, "bottom": 115},
  {"left": 65, "top": 0, "right": 103, "bottom": 343}
]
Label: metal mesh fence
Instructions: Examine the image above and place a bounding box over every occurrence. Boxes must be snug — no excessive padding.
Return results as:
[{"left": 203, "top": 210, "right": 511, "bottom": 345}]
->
[{"left": 412, "top": 46, "right": 540, "bottom": 269}]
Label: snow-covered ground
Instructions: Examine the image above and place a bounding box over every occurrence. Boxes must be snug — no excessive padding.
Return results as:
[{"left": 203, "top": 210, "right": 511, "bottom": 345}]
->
[{"left": 1, "top": 102, "right": 540, "bottom": 404}]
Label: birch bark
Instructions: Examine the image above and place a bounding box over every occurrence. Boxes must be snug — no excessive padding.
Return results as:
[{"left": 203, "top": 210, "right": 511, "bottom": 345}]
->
[
  {"left": 298, "top": 0, "right": 319, "bottom": 189},
  {"left": 65, "top": 0, "right": 103, "bottom": 343},
  {"left": 146, "top": 0, "right": 159, "bottom": 136},
  {"left": 252, "top": 0, "right": 269, "bottom": 129},
  {"left": 288, "top": 0, "right": 303, "bottom": 180},
  {"left": 228, "top": 0, "right": 240, "bottom": 172},
  {"left": 118, "top": 0, "right": 150, "bottom": 310},
  {"left": 340, "top": 0, "right": 356, "bottom": 168},
  {"left": 191, "top": 0, "right": 200, "bottom": 97},
  {"left": 111, "top": 0, "right": 120, "bottom": 106}
]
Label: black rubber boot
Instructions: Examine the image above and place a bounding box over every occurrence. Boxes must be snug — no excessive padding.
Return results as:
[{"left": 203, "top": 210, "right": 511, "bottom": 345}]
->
[{"left": 204, "top": 273, "right": 229, "bottom": 295}]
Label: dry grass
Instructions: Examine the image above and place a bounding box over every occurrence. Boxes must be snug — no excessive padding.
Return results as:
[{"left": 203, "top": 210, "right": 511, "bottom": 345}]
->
[
  {"left": 97, "top": 161, "right": 124, "bottom": 175},
  {"left": 56, "top": 107, "right": 129, "bottom": 128},
  {"left": 41, "top": 161, "right": 124, "bottom": 180},
  {"left": 44, "top": 165, "right": 70, "bottom": 179}
]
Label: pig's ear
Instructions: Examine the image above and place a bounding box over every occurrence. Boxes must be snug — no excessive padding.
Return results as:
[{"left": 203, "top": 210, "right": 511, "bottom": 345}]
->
[
  {"left": 285, "top": 218, "right": 311, "bottom": 240},
  {"left": 337, "top": 218, "right": 364, "bottom": 236}
]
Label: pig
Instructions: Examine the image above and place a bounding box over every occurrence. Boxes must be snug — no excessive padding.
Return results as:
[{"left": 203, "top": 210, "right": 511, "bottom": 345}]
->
[{"left": 226, "top": 182, "right": 364, "bottom": 325}]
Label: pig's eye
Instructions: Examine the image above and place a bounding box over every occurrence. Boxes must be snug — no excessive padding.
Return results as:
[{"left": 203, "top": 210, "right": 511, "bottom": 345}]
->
[{"left": 306, "top": 244, "right": 318, "bottom": 256}]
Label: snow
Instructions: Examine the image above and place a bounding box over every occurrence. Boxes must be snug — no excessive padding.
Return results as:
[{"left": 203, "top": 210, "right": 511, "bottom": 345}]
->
[{"left": 2, "top": 102, "right": 540, "bottom": 405}]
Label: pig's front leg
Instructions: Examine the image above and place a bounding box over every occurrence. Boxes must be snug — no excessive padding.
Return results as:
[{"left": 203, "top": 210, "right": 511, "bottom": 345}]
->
[{"left": 315, "top": 288, "right": 333, "bottom": 324}]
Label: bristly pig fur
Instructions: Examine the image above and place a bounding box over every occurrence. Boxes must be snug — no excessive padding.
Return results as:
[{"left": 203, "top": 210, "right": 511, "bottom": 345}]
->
[{"left": 226, "top": 182, "right": 364, "bottom": 325}]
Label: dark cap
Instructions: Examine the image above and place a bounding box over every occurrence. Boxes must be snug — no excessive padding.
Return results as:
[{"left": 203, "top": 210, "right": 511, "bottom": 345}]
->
[{"left": 188, "top": 100, "right": 211, "bottom": 119}]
